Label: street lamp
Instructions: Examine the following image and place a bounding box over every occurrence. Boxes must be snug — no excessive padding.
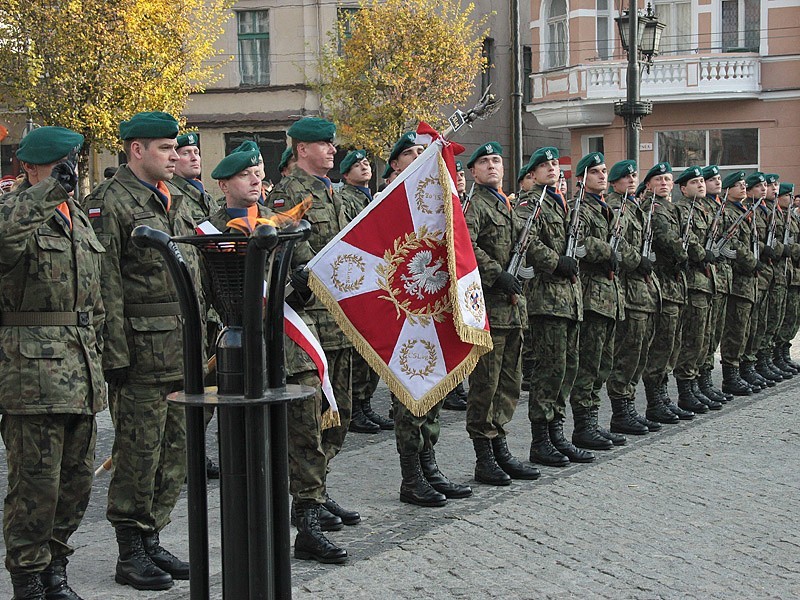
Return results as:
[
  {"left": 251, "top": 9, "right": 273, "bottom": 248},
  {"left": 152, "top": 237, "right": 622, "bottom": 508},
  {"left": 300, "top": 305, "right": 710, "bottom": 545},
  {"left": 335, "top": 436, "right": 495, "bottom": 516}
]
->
[{"left": 614, "top": 2, "right": 665, "bottom": 166}]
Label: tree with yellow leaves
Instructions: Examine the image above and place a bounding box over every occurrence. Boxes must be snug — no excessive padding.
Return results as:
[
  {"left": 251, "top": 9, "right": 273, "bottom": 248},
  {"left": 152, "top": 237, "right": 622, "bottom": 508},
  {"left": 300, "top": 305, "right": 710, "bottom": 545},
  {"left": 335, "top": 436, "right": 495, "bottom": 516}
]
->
[{"left": 314, "top": 0, "right": 489, "bottom": 159}]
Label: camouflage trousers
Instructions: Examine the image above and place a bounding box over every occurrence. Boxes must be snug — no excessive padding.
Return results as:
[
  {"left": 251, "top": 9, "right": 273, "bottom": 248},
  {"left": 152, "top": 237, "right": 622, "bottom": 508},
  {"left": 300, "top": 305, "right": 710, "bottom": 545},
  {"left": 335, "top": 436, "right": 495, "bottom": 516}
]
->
[
  {"left": 106, "top": 381, "right": 186, "bottom": 533},
  {"left": 352, "top": 351, "right": 379, "bottom": 402},
  {"left": 322, "top": 347, "right": 352, "bottom": 467},
  {"left": 777, "top": 286, "right": 800, "bottom": 346},
  {"left": 607, "top": 309, "right": 656, "bottom": 400},
  {"left": 466, "top": 326, "right": 522, "bottom": 440},
  {"left": 571, "top": 312, "right": 615, "bottom": 410},
  {"left": 703, "top": 293, "right": 728, "bottom": 371},
  {"left": 287, "top": 371, "right": 327, "bottom": 505},
  {"left": 674, "top": 290, "right": 711, "bottom": 381},
  {"left": 393, "top": 398, "right": 444, "bottom": 456},
  {"left": 527, "top": 316, "right": 579, "bottom": 423},
  {"left": 720, "top": 294, "right": 754, "bottom": 366},
  {"left": 2, "top": 414, "right": 95, "bottom": 573},
  {"left": 643, "top": 301, "right": 682, "bottom": 387},
  {"left": 763, "top": 281, "right": 787, "bottom": 353},
  {"left": 743, "top": 285, "right": 769, "bottom": 362}
]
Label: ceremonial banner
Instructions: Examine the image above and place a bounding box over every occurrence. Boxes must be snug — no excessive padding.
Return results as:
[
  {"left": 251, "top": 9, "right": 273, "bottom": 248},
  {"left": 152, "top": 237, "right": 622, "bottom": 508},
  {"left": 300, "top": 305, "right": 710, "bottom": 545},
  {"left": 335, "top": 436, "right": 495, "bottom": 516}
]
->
[{"left": 307, "top": 124, "right": 492, "bottom": 416}]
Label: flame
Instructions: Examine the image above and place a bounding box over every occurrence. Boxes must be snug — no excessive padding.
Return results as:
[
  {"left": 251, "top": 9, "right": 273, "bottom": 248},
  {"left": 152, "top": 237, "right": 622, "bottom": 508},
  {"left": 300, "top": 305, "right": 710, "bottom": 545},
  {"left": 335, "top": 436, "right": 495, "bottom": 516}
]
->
[{"left": 225, "top": 196, "right": 312, "bottom": 235}]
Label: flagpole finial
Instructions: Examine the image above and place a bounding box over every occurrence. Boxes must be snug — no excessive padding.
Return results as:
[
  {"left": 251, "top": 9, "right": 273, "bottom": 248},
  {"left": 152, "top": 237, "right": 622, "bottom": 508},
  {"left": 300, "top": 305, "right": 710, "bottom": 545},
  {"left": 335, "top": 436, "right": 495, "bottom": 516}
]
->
[{"left": 442, "top": 85, "right": 503, "bottom": 140}]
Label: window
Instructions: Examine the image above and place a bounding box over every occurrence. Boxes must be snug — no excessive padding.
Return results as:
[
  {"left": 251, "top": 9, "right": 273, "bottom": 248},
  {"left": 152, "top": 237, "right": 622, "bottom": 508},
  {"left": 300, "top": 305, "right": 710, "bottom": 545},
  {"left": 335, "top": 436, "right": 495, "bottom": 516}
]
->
[
  {"left": 546, "top": 0, "right": 567, "bottom": 69},
  {"left": 596, "top": 0, "right": 612, "bottom": 60},
  {"left": 523, "top": 46, "right": 533, "bottom": 103},
  {"left": 654, "top": 0, "right": 692, "bottom": 54},
  {"left": 656, "top": 128, "right": 759, "bottom": 176},
  {"left": 721, "top": 0, "right": 760, "bottom": 52},
  {"left": 481, "top": 38, "right": 495, "bottom": 94},
  {"left": 238, "top": 10, "right": 269, "bottom": 86},
  {"left": 337, "top": 8, "right": 360, "bottom": 54},
  {"left": 587, "top": 136, "right": 604, "bottom": 155}
]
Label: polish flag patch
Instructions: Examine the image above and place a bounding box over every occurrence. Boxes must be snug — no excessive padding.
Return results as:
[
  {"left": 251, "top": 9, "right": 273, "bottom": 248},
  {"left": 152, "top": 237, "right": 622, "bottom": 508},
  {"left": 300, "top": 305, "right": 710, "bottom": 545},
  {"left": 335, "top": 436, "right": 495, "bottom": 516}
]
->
[{"left": 88, "top": 207, "right": 101, "bottom": 218}]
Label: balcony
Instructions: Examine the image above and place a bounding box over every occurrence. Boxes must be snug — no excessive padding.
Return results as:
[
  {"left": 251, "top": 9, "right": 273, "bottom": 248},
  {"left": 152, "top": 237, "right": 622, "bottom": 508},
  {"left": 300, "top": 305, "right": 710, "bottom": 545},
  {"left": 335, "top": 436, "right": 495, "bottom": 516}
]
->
[{"left": 528, "top": 54, "right": 761, "bottom": 130}]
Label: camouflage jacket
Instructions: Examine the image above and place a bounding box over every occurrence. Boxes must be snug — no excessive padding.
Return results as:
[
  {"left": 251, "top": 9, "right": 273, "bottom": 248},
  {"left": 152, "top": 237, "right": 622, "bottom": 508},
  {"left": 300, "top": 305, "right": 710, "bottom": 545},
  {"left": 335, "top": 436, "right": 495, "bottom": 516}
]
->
[
  {"left": 673, "top": 194, "right": 715, "bottom": 294},
  {"left": 464, "top": 185, "right": 527, "bottom": 329},
  {"left": 339, "top": 183, "right": 371, "bottom": 223},
  {"left": 517, "top": 183, "right": 582, "bottom": 321},
  {"left": 0, "top": 178, "right": 106, "bottom": 415},
  {"left": 171, "top": 175, "right": 218, "bottom": 223},
  {"left": 267, "top": 167, "right": 352, "bottom": 351},
  {"left": 577, "top": 193, "right": 623, "bottom": 320},
  {"left": 724, "top": 201, "right": 758, "bottom": 302},
  {"left": 607, "top": 191, "right": 660, "bottom": 314},
  {"left": 704, "top": 195, "right": 732, "bottom": 295},
  {"left": 752, "top": 197, "right": 785, "bottom": 289},
  {"left": 85, "top": 164, "right": 204, "bottom": 384},
  {"left": 785, "top": 208, "right": 800, "bottom": 287},
  {"left": 647, "top": 195, "right": 688, "bottom": 305}
]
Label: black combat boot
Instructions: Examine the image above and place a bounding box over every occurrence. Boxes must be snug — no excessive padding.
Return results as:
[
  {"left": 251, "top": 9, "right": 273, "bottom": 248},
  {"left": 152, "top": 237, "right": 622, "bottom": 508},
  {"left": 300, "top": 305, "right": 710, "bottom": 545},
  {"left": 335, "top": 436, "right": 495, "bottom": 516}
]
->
[
  {"left": 141, "top": 532, "right": 189, "bottom": 580},
  {"left": 660, "top": 380, "right": 695, "bottom": 419},
  {"left": 399, "top": 454, "right": 447, "bottom": 507},
  {"left": 774, "top": 345, "right": 799, "bottom": 375},
  {"left": 644, "top": 381, "right": 679, "bottom": 424},
  {"left": 349, "top": 398, "right": 381, "bottom": 433},
  {"left": 291, "top": 500, "right": 343, "bottom": 531},
  {"left": 114, "top": 527, "right": 173, "bottom": 591},
  {"left": 205, "top": 457, "right": 220, "bottom": 480},
  {"left": 491, "top": 436, "right": 540, "bottom": 479},
  {"left": 690, "top": 378, "right": 722, "bottom": 411},
  {"left": 362, "top": 397, "right": 394, "bottom": 429},
  {"left": 442, "top": 386, "right": 467, "bottom": 410},
  {"left": 698, "top": 367, "right": 729, "bottom": 403},
  {"left": 596, "top": 410, "right": 627, "bottom": 446},
  {"left": 420, "top": 447, "right": 473, "bottom": 497},
  {"left": 722, "top": 364, "right": 753, "bottom": 396},
  {"left": 676, "top": 378, "right": 707, "bottom": 414},
  {"left": 323, "top": 495, "right": 361, "bottom": 525},
  {"left": 627, "top": 398, "right": 662, "bottom": 431},
  {"left": 549, "top": 417, "right": 595, "bottom": 463},
  {"left": 571, "top": 405, "right": 613, "bottom": 450},
  {"left": 609, "top": 397, "right": 648, "bottom": 435},
  {"left": 783, "top": 344, "right": 800, "bottom": 371},
  {"left": 755, "top": 354, "right": 782, "bottom": 383},
  {"left": 742, "top": 360, "right": 769, "bottom": 389},
  {"left": 472, "top": 439, "right": 511, "bottom": 485},
  {"left": 766, "top": 351, "right": 793, "bottom": 378},
  {"left": 41, "top": 557, "right": 83, "bottom": 600},
  {"left": 10, "top": 573, "right": 45, "bottom": 600},
  {"left": 293, "top": 503, "right": 348, "bottom": 564},
  {"left": 529, "top": 420, "right": 570, "bottom": 467}
]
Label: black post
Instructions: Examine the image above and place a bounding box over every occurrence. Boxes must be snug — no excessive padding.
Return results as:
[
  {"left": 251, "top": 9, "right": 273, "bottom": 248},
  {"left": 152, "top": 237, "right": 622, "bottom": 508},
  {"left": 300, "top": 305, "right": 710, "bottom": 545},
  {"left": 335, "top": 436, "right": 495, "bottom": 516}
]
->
[{"left": 627, "top": 2, "right": 640, "bottom": 165}]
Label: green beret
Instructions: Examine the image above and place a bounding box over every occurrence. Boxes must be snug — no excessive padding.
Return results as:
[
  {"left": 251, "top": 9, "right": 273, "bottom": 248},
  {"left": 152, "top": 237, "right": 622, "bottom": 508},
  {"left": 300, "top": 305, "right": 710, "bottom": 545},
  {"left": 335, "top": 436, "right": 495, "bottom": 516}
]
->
[
  {"left": 176, "top": 132, "right": 199, "bottom": 148},
  {"left": 779, "top": 183, "right": 794, "bottom": 196},
  {"left": 721, "top": 171, "right": 746, "bottom": 189},
  {"left": 675, "top": 166, "right": 704, "bottom": 186},
  {"left": 635, "top": 181, "right": 647, "bottom": 197},
  {"left": 278, "top": 146, "right": 293, "bottom": 171},
  {"left": 467, "top": 141, "right": 502, "bottom": 169},
  {"left": 382, "top": 164, "right": 394, "bottom": 180},
  {"left": 232, "top": 140, "right": 260, "bottom": 154},
  {"left": 745, "top": 172, "right": 766, "bottom": 189},
  {"left": 576, "top": 152, "right": 604, "bottom": 176},
  {"left": 764, "top": 173, "right": 779, "bottom": 185},
  {"left": 287, "top": 117, "right": 336, "bottom": 142},
  {"left": 388, "top": 131, "right": 420, "bottom": 165},
  {"left": 211, "top": 149, "right": 261, "bottom": 180},
  {"left": 643, "top": 162, "right": 672, "bottom": 184},
  {"left": 16, "top": 126, "right": 83, "bottom": 165},
  {"left": 340, "top": 149, "right": 368, "bottom": 174},
  {"left": 455, "top": 160, "right": 464, "bottom": 173},
  {"left": 119, "top": 111, "right": 179, "bottom": 140},
  {"left": 517, "top": 164, "right": 529, "bottom": 182},
  {"left": 608, "top": 160, "right": 637, "bottom": 182},
  {"left": 529, "top": 147, "right": 559, "bottom": 170},
  {"left": 702, "top": 165, "right": 720, "bottom": 179}
]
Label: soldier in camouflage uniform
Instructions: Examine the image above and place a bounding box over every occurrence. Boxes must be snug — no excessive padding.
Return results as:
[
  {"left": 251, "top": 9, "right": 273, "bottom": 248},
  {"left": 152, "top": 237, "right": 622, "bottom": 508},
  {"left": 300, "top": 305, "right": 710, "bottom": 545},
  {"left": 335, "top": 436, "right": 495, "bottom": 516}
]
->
[
  {"left": 517, "top": 157, "right": 538, "bottom": 392},
  {"left": 86, "top": 112, "right": 202, "bottom": 591},
  {"left": 278, "top": 146, "right": 296, "bottom": 179},
  {"left": 464, "top": 142, "right": 540, "bottom": 486},
  {"left": 520, "top": 147, "right": 587, "bottom": 467},
  {"left": 204, "top": 148, "right": 348, "bottom": 564},
  {"left": 338, "top": 149, "right": 393, "bottom": 433},
  {"left": 0, "top": 127, "right": 104, "bottom": 600},
  {"left": 774, "top": 183, "right": 800, "bottom": 372}
]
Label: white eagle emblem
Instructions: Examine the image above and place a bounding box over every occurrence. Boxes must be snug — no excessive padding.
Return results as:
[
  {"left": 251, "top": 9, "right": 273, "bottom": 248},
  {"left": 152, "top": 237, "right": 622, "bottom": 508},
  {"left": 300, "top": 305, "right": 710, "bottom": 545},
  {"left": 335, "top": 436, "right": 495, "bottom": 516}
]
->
[{"left": 401, "top": 250, "right": 449, "bottom": 299}]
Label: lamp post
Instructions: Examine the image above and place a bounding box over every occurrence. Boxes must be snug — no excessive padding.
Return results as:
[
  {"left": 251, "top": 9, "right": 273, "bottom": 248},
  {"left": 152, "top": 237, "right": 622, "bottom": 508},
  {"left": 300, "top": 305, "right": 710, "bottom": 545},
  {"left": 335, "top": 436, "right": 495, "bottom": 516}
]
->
[{"left": 614, "top": 2, "right": 665, "bottom": 166}]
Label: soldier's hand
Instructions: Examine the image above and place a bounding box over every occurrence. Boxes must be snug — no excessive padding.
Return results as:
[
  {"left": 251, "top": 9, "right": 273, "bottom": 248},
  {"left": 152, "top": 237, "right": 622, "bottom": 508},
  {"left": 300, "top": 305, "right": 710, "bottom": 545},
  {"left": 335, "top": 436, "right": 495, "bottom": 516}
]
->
[
  {"left": 756, "top": 261, "right": 768, "bottom": 273},
  {"left": 761, "top": 245, "right": 776, "bottom": 261},
  {"left": 495, "top": 271, "right": 523, "bottom": 295},
  {"left": 290, "top": 265, "right": 312, "bottom": 302},
  {"left": 704, "top": 249, "right": 716, "bottom": 264},
  {"left": 104, "top": 367, "right": 128, "bottom": 387},
  {"left": 637, "top": 255, "right": 653, "bottom": 275},
  {"left": 554, "top": 255, "right": 579, "bottom": 278},
  {"left": 782, "top": 244, "right": 792, "bottom": 258},
  {"left": 607, "top": 252, "right": 619, "bottom": 273},
  {"left": 51, "top": 162, "right": 78, "bottom": 194}
]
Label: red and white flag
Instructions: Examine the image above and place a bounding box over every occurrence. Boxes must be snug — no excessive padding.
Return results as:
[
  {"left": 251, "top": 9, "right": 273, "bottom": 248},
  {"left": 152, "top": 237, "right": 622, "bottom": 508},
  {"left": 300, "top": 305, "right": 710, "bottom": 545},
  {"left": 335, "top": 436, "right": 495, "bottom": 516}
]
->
[{"left": 307, "top": 123, "right": 492, "bottom": 416}]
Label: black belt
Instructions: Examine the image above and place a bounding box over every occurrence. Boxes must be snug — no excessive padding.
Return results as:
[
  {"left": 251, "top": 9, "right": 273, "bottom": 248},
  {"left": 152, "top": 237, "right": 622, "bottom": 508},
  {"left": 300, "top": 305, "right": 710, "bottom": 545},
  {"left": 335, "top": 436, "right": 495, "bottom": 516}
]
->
[
  {"left": 124, "top": 302, "right": 181, "bottom": 317},
  {"left": 0, "top": 311, "right": 92, "bottom": 327}
]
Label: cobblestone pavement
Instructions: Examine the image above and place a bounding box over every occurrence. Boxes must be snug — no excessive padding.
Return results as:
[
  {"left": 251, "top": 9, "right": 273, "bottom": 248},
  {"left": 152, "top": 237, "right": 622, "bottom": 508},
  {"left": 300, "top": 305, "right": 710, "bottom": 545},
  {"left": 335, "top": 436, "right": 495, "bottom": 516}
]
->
[{"left": 0, "top": 360, "right": 798, "bottom": 599}]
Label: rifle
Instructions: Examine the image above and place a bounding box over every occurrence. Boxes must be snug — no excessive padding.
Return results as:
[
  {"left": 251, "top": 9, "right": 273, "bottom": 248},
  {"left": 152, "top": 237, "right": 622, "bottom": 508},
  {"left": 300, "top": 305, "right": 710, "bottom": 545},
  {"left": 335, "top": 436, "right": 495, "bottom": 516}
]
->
[
  {"left": 505, "top": 186, "right": 546, "bottom": 304},
  {"left": 785, "top": 185, "right": 796, "bottom": 278},
  {"left": 565, "top": 168, "right": 589, "bottom": 282},
  {"left": 681, "top": 196, "right": 698, "bottom": 251},
  {"left": 608, "top": 194, "right": 628, "bottom": 280},
  {"left": 710, "top": 198, "right": 762, "bottom": 258},
  {"left": 766, "top": 196, "right": 779, "bottom": 264},
  {"left": 705, "top": 190, "right": 729, "bottom": 256},
  {"left": 641, "top": 198, "right": 656, "bottom": 283},
  {"left": 462, "top": 182, "right": 475, "bottom": 215}
]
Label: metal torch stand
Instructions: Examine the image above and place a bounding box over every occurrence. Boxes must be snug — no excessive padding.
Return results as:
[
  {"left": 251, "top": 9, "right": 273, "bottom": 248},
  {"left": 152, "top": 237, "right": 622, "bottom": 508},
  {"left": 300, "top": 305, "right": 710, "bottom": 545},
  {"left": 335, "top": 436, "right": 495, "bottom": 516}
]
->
[{"left": 131, "top": 223, "right": 313, "bottom": 600}]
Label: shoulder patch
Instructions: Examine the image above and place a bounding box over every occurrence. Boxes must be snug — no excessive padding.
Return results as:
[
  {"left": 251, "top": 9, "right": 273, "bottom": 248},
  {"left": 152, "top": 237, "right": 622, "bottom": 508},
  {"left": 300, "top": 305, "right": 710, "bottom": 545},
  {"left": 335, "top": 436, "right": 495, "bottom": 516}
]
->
[
  {"left": 88, "top": 207, "right": 101, "bottom": 218},
  {"left": 273, "top": 198, "right": 285, "bottom": 208}
]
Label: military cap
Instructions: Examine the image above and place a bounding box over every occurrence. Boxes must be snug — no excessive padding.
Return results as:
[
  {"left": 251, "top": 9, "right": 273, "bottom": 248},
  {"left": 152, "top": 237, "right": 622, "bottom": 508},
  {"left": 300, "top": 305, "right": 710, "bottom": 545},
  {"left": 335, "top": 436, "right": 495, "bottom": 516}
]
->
[
  {"left": 455, "top": 160, "right": 464, "bottom": 173},
  {"left": 745, "top": 172, "right": 766, "bottom": 189},
  {"left": 635, "top": 181, "right": 647, "bottom": 197},
  {"left": 388, "top": 131, "right": 420, "bottom": 165},
  {"left": 287, "top": 117, "right": 336, "bottom": 142},
  {"left": 721, "top": 171, "right": 746, "bottom": 189},
  {"left": 382, "top": 164, "right": 394, "bottom": 180},
  {"left": 528, "top": 147, "right": 560, "bottom": 170},
  {"left": 576, "top": 152, "right": 605, "bottom": 176},
  {"left": 702, "top": 165, "right": 720, "bottom": 179},
  {"left": 278, "top": 146, "right": 293, "bottom": 171},
  {"left": 340, "top": 149, "right": 368, "bottom": 174},
  {"left": 764, "top": 173, "right": 780, "bottom": 185},
  {"left": 608, "top": 159, "right": 637, "bottom": 182},
  {"left": 16, "top": 126, "right": 83, "bottom": 165},
  {"left": 675, "top": 166, "right": 704, "bottom": 186},
  {"left": 467, "top": 141, "right": 502, "bottom": 169},
  {"left": 517, "top": 163, "right": 530, "bottom": 182},
  {"left": 211, "top": 148, "right": 261, "bottom": 180},
  {"left": 779, "top": 182, "right": 794, "bottom": 197},
  {"left": 643, "top": 162, "right": 672, "bottom": 184},
  {"left": 232, "top": 140, "right": 260, "bottom": 155},
  {"left": 176, "top": 132, "right": 200, "bottom": 148},
  {"left": 119, "top": 111, "right": 179, "bottom": 140}
]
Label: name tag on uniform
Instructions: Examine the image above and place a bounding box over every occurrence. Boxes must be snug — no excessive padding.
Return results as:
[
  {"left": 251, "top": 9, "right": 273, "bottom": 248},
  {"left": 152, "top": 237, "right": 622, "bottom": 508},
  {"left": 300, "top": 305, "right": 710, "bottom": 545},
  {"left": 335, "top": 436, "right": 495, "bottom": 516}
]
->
[{"left": 133, "top": 211, "right": 155, "bottom": 220}]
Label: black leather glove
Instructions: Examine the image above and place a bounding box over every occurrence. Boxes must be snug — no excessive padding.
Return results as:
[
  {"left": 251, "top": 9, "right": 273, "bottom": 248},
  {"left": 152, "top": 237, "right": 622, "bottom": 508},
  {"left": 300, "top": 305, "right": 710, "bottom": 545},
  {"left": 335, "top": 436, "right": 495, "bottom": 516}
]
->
[
  {"left": 607, "top": 252, "right": 619, "bottom": 273},
  {"left": 756, "top": 261, "right": 768, "bottom": 273},
  {"left": 783, "top": 244, "right": 793, "bottom": 259},
  {"left": 495, "top": 271, "right": 523, "bottom": 295},
  {"left": 290, "top": 265, "right": 312, "bottom": 302},
  {"left": 554, "top": 255, "right": 579, "bottom": 278},
  {"left": 104, "top": 367, "right": 128, "bottom": 387},
  {"left": 761, "top": 245, "right": 776, "bottom": 261},
  {"left": 51, "top": 162, "right": 77, "bottom": 194},
  {"left": 704, "top": 249, "right": 716, "bottom": 264},
  {"left": 637, "top": 255, "right": 653, "bottom": 275}
]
